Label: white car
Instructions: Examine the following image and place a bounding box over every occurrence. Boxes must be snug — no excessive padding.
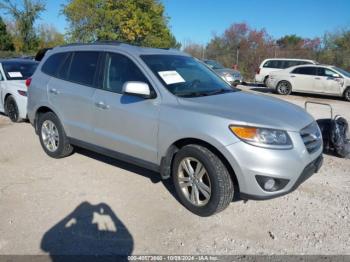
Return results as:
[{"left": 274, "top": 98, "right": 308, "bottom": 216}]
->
[
  {"left": 266, "top": 64, "right": 350, "bottom": 101},
  {"left": 0, "top": 59, "right": 38, "bottom": 122},
  {"left": 255, "top": 58, "right": 317, "bottom": 86}
]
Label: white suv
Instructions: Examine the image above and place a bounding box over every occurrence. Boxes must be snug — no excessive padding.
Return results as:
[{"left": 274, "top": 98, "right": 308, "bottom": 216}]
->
[{"left": 255, "top": 58, "right": 317, "bottom": 86}]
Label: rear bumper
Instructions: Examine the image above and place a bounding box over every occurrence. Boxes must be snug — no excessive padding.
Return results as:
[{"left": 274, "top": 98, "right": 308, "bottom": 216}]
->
[{"left": 240, "top": 154, "right": 323, "bottom": 200}]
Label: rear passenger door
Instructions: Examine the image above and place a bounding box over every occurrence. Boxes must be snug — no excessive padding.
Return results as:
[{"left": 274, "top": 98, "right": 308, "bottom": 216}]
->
[
  {"left": 290, "top": 66, "right": 317, "bottom": 92},
  {"left": 47, "top": 51, "right": 101, "bottom": 142},
  {"left": 92, "top": 52, "right": 159, "bottom": 164}
]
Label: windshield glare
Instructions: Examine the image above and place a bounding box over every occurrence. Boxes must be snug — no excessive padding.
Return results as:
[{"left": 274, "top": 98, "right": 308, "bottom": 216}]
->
[
  {"left": 141, "top": 55, "right": 235, "bottom": 97},
  {"left": 333, "top": 66, "right": 350, "bottom": 78},
  {"left": 2, "top": 61, "right": 38, "bottom": 80}
]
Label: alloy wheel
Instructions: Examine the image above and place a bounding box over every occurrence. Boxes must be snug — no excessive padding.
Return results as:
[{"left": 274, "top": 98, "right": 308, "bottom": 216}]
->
[
  {"left": 177, "top": 157, "right": 211, "bottom": 206},
  {"left": 278, "top": 82, "right": 291, "bottom": 95},
  {"left": 41, "top": 120, "right": 59, "bottom": 152}
]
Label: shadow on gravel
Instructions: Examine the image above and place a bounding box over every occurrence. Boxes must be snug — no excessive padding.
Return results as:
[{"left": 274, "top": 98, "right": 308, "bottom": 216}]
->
[
  {"left": 41, "top": 202, "right": 133, "bottom": 262},
  {"left": 74, "top": 147, "right": 178, "bottom": 201}
]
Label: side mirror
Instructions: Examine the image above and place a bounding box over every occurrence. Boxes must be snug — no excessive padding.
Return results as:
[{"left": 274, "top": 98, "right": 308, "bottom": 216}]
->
[
  {"left": 332, "top": 73, "right": 341, "bottom": 78},
  {"left": 122, "top": 81, "right": 154, "bottom": 98}
]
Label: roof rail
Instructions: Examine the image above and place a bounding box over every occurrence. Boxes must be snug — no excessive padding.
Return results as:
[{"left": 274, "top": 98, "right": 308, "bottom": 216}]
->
[{"left": 59, "top": 40, "right": 130, "bottom": 48}]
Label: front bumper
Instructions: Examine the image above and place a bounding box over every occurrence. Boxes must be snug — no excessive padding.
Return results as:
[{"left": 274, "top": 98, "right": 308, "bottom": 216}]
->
[
  {"left": 221, "top": 131, "right": 323, "bottom": 200},
  {"left": 240, "top": 154, "right": 323, "bottom": 200}
]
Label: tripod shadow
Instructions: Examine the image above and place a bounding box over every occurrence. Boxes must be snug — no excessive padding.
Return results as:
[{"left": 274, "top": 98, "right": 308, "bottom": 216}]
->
[{"left": 41, "top": 202, "right": 133, "bottom": 261}]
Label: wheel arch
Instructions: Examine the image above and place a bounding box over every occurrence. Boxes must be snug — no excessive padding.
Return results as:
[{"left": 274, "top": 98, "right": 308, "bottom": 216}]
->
[
  {"left": 34, "top": 106, "right": 59, "bottom": 134},
  {"left": 160, "top": 137, "right": 240, "bottom": 191}
]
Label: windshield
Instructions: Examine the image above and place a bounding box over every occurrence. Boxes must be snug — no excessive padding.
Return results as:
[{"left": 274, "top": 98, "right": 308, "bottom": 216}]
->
[
  {"left": 2, "top": 61, "right": 38, "bottom": 80},
  {"left": 204, "top": 60, "right": 225, "bottom": 70},
  {"left": 141, "top": 55, "right": 236, "bottom": 97},
  {"left": 333, "top": 66, "right": 350, "bottom": 78}
]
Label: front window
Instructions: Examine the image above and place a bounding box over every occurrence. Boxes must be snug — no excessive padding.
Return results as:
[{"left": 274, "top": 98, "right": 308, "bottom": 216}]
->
[
  {"left": 141, "top": 55, "right": 236, "bottom": 97},
  {"left": 333, "top": 67, "right": 350, "bottom": 78},
  {"left": 2, "top": 61, "right": 38, "bottom": 80}
]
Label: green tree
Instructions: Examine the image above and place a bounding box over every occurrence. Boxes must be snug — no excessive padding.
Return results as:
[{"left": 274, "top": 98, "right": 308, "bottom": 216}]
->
[
  {"left": 0, "top": 16, "right": 14, "bottom": 51},
  {"left": 0, "top": 0, "right": 45, "bottom": 52},
  {"left": 62, "top": 0, "right": 180, "bottom": 48},
  {"left": 276, "top": 34, "right": 304, "bottom": 48},
  {"left": 38, "top": 24, "right": 65, "bottom": 49}
]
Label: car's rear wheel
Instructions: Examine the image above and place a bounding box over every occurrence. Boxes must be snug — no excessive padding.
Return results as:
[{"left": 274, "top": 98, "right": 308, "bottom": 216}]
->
[
  {"left": 5, "top": 96, "right": 22, "bottom": 123},
  {"left": 263, "top": 76, "right": 269, "bottom": 87},
  {"left": 276, "top": 81, "right": 292, "bottom": 95},
  {"left": 344, "top": 88, "right": 350, "bottom": 102},
  {"left": 172, "top": 144, "right": 234, "bottom": 216},
  {"left": 38, "top": 112, "right": 74, "bottom": 158}
]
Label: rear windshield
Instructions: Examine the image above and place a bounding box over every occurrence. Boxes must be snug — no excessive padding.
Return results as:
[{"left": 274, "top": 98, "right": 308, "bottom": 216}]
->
[{"left": 2, "top": 61, "right": 38, "bottom": 80}]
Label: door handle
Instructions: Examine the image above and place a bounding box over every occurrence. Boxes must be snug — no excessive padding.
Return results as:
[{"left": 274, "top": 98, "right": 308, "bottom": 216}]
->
[
  {"left": 49, "top": 88, "right": 59, "bottom": 95},
  {"left": 291, "top": 75, "right": 296, "bottom": 78},
  {"left": 95, "top": 101, "right": 110, "bottom": 110},
  {"left": 315, "top": 77, "right": 321, "bottom": 80}
]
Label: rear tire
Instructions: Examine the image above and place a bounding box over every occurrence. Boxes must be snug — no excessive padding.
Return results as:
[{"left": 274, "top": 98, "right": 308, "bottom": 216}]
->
[
  {"left": 38, "top": 112, "right": 74, "bottom": 158},
  {"left": 263, "top": 76, "right": 269, "bottom": 87},
  {"left": 276, "top": 81, "right": 292, "bottom": 95},
  {"left": 172, "top": 144, "right": 234, "bottom": 217},
  {"left": 5, "top": 96, "right": 22, "bottom": 123},
  {"left": 344, "top": 88, "right": 350, "bottom": 102}
]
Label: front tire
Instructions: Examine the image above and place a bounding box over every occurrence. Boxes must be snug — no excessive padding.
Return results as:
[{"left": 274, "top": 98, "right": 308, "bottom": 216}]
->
[
  {"left": 344, "top": 88, "right": 350, "bottom": 102},
  {"left": 276, "top": 81, "right": 292, "bottom": 95},
  {"left": 5, "top": 96, "right": 22, "bottom": 123},
  {"left": 172, "top": 144, "right": 234, "bottom": 216},
  {"left": 38, "top": 112, "right": 74, "bottom": 158}
]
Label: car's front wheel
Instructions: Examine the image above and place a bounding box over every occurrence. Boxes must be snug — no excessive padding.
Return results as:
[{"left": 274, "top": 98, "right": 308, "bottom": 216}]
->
[
  {"left": 276, "top": 81, "right": 292, "bottom": 95},
  {"left": 172, "top": 144, "right": 234, "bottom": 216},
  {"left": 38, "top": 112, "right": 74, "bottom": 158}
]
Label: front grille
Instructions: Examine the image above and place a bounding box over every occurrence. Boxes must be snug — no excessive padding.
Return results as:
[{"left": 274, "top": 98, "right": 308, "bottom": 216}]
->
[{"left": 300, "top": 122, "right": 323, "bottom": 153}]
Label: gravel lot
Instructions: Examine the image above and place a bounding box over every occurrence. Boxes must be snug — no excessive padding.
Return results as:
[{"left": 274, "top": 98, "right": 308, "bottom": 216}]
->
[{"left": 0, "top": 87, "right": 349, "bottom": 257}]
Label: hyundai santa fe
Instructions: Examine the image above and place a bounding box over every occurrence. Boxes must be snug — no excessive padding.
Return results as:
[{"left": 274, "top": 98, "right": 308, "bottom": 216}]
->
[{"left": 27, "top": 42, "right": 323, "bottom": 216}]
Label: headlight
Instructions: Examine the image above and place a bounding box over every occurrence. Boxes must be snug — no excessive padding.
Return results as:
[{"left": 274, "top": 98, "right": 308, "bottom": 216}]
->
[{"left": 229, "top": 125, "right": 293, "bottom": 149}]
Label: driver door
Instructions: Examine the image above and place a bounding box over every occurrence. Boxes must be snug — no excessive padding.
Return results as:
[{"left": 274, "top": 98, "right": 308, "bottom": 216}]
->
[
  {"left": 92, "top": 52, "right": 160, "bottom": 164},
  {"left": 315, "top": 67, "right": 342, "bottom": 95}
]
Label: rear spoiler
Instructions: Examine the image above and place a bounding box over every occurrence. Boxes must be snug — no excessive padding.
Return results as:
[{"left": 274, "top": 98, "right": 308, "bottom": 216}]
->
[{"left": 35, "top": 48, "right": 52, "bottom": 62}]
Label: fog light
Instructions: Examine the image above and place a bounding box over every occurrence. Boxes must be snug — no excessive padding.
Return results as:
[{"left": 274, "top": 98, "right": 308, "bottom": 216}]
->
[
  {"left": 256, "top": 175, "right": 290, "bottom": 192},
  {"left": 264, "top": 178, "right": 275, "bottom": 191}
]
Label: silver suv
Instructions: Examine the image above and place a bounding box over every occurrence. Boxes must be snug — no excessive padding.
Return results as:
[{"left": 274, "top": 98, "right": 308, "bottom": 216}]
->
[{"left": 27, "top": 42, "right": 323, "bottom": 216}]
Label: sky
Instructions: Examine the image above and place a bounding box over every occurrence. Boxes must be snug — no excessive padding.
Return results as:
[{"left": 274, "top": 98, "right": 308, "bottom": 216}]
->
[{"left": 1, "top": 0, "right": 350, "bottom": 45}]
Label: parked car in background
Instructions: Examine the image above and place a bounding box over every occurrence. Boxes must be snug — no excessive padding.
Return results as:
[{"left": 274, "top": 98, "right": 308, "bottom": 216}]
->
[
  {"left": 28, "top": 43, "right": 323, "bottom": 216},
  {"left": 266, "top": 64, "right": 350, "bottom": 101},
  {"left": 0, "top": 59, "right": 38, "bottom": 122},
  {"left": 202, "top": 59, "right": 243, "bottom": 86},
  {"left": 255, "top": 58, "right": 317, "bottom": 86}
]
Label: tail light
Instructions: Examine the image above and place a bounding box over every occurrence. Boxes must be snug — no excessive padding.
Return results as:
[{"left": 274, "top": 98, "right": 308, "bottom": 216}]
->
[
  {"left": 256, "top": 68, "right": 260, "bottom": 74},
  {"left": 25, "top": 77, "right": 32, "bottom": 88}
]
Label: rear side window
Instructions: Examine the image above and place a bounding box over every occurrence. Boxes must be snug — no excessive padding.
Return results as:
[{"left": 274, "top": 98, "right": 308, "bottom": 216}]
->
[
  {"left": 3, "top": 61, "right": 38, "bottom": 80},
  {"left": 68, "top": 52, "right": 100, "bottom": 87},
  {"left": 263, "top": 60, "right": 283, "bottom": 69},
  {"left": 42, "top": 52, "right": 69, "bottom": 76},
  {"left": 103, "top": 52, "right": 148, "bottom": 94},
  {"left": 292, "top": 67, "right": 317, "bottom": 75}
]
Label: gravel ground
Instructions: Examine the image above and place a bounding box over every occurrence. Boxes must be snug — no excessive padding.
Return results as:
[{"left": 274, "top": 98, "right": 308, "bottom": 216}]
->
[{"left": 0, "top": 88, "right": 349, "bottom": 257}]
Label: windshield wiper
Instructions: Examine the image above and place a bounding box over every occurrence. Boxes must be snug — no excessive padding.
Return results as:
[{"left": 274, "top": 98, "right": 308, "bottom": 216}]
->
[{"left": 202, "top": 88, "right": 233, "bottom": 96}]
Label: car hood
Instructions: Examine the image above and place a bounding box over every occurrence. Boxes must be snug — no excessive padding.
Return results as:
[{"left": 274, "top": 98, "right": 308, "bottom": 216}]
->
[{"left": 177, "top": 91, "right": 314, "bottom": 132}]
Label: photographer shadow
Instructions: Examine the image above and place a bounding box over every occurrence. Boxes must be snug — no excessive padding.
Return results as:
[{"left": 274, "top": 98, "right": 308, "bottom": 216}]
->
[{"left": 41, "top": 202, "right": 133, "bottom": 262}]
